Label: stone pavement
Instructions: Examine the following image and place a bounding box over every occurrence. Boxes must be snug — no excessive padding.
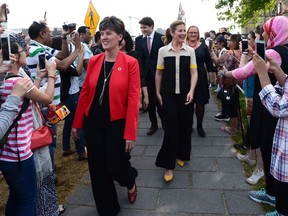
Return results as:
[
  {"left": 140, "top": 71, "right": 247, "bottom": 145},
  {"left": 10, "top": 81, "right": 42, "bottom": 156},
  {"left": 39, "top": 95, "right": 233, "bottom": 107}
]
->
[{"left": 62, "top": 95, "right": 263, "bottom": 216}]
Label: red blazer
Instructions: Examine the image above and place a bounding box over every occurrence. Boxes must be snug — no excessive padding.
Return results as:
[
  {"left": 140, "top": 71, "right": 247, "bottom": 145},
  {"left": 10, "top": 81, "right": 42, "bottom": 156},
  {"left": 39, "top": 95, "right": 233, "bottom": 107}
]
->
[{"left": 73, "top": 51, "right": 140, "bottom": 141}]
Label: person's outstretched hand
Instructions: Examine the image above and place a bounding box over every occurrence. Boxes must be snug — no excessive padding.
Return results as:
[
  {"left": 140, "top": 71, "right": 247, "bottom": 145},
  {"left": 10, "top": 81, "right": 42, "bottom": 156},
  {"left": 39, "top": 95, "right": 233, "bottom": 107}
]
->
[{"left": 12, "top": 77, "right": 34, "bottom": 97}]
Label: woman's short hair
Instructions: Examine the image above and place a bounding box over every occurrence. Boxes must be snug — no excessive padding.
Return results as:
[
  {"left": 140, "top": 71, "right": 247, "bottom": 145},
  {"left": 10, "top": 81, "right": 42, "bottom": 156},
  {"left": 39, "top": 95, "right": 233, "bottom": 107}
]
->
[{"left": 99, "top": 16, "right": 125, "bottom": 45}]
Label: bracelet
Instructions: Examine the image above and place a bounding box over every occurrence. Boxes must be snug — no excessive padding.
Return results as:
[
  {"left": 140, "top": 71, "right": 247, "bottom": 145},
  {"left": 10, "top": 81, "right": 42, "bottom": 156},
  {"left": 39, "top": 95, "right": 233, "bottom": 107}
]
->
[
  {"left": 61, "top": 37, "right": 67, "bottom": 39},
  {"left": 221, "top": 71, "right": 226, "bottom": 79},
  {"left": 47, "top": 75, "right": 56, "bottom": 80},
  {"left": 35, "top": 76, "right": 42, "bottom": 81}
]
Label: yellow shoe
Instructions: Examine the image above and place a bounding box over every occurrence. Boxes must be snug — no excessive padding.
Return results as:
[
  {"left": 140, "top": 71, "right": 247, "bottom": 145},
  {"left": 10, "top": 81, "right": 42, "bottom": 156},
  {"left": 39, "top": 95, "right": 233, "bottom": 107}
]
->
[
  {"left": 164, "top": 170, "right": 173, "bottom": 182},
  {"left": 177, "top": 159, "right": 185, "bottom": 167}
]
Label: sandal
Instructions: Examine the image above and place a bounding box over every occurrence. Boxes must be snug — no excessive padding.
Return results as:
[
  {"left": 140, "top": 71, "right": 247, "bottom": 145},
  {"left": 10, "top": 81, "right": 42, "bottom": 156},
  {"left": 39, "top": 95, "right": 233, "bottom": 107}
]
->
[
  {"left": 58, "top": 204, "right": 66, "bottom": 215},
  {"left": 221, "top": 126, "right": 236, "bottom": 134}
]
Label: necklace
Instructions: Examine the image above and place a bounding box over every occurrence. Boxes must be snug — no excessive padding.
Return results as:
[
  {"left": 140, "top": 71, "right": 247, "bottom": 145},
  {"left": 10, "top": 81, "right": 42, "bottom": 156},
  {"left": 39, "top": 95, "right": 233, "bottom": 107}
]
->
[
  {"left": 99, "top": 60, "right": 115, "bottom": 105},
  {"left": 189, "top": 41, "right": 198, "bottom": 48}
]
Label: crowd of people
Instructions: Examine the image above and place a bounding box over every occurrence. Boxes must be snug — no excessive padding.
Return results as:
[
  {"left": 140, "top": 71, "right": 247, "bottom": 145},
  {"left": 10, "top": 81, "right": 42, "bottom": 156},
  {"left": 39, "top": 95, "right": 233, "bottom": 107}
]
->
[{"left": 0, "top": 1, "right": 288, "bottom": 216}]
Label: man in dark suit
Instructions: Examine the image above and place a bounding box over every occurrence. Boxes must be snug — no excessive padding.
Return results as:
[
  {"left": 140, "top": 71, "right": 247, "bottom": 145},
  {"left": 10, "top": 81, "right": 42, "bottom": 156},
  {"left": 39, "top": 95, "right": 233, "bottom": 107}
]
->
[
  {"left": 137, "top": 17, "right": 165, "bottom": 135},
  {"left": 134, "top": 34, "right": 143, "bottom": 52}
]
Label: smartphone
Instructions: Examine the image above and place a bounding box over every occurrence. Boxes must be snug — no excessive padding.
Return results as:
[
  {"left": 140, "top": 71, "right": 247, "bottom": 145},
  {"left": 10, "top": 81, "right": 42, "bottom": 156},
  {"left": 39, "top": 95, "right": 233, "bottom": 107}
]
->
[
  {"left": 256, "top": 40, "right": 266, "bottom": 60},
  {"left": 38, "top": 53, "right": 46, "bottom": 71},
  {"left": 44, "top": 11, "right": 47, "bottom": 19},
  {"left": 242, "top": 38, "right": 248, "bottom": 54},
  {"left": 1, "top": 35, "right": 11, "bottom": 64}
]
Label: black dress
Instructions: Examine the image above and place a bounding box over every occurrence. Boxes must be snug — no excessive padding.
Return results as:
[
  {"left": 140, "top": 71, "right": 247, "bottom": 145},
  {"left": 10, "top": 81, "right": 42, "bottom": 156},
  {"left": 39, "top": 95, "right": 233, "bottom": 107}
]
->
[
  {"left": 250, "top": 45, "right": 288, "bottom": 150},
  {"left": 193, "top": 42, "right": 214, "bottom": 104}
]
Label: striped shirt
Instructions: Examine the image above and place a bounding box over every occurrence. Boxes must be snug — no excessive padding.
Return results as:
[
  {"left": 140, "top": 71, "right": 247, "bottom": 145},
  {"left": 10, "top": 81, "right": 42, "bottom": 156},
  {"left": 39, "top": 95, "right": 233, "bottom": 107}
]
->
[
  {"left": 259, "top": 77, "right": 288, "bottom": 183},
  {"left": 0, "top": 76, "right": 33, "bottom": 162},
  {"left": 26, "top": 40, "right": 61, "bottom": 105}
]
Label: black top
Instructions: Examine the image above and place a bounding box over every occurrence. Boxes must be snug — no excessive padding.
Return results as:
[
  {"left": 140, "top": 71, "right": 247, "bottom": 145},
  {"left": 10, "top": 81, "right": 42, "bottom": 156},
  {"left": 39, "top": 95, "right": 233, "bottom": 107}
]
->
[
  {"left": 193, "top": 42, "right": 214, "bottom": 104},
  {"left": 88, "top": 61, "right": 114, "bottom": 126},
  {"left": 127, "top": 50, "right": 146, "bottom": 87}
]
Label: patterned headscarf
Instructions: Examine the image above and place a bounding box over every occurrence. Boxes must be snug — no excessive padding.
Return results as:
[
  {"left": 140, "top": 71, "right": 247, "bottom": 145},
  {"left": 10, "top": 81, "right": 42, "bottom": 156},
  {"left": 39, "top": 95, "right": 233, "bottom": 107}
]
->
[
  {"left": 263, "top": 15, "right": 288, "bottom": 48},
  {"left": 9, "top": 32, "right": 31, "bottom": 76},
  {"left": 9, "top": 32, "right": 27, "bottom": 51}
]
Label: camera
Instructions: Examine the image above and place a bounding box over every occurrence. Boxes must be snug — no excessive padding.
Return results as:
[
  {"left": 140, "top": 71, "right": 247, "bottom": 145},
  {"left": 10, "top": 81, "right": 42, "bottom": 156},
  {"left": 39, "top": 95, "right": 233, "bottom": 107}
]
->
[{"left": 62, "top": 22, "right": 76, "bottom": 31}]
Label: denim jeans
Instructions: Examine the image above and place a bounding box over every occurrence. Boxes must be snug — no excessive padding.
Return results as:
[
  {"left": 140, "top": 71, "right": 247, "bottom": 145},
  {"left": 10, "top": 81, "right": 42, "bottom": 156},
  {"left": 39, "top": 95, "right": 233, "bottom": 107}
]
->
[
  {"left": 62, "top": 92, "right": 85, "bottom": 155},
  {"left": 0, "top": 156, "right": 37, "bottom": 216}
]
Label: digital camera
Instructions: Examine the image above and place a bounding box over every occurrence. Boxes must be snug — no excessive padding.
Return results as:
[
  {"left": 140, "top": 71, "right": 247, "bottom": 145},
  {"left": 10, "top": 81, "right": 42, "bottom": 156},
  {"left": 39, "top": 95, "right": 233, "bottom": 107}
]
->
[{"left": 62, "top": 23, "right": 76, "bottom": 31}]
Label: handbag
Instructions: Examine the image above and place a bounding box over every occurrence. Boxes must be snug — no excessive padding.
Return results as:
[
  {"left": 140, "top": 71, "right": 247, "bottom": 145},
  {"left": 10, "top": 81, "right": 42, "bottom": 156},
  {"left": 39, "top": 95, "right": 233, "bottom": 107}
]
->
[
  {"left": 217, "top": 87, "right": 236, "bottom": 102},
  {"left": 30, "top": 102, "right": 53, "bottom": 151}
]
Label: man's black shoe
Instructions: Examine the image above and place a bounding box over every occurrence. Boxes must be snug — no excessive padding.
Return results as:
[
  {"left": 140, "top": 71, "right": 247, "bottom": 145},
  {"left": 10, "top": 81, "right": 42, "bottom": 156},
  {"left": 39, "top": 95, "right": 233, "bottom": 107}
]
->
[
  {"left": 233, "top": 143, "right": 249, "bottom": 150},
  {"left": 147, "top": 126, "right": 158, "bottom": 135}
]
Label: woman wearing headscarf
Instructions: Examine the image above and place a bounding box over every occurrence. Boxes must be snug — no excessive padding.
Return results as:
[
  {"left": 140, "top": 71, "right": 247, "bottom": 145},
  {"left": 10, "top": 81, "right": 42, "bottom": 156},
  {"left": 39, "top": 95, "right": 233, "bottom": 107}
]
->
[{"left": 224, "top": 15, "right": 288, "bottom": 216}]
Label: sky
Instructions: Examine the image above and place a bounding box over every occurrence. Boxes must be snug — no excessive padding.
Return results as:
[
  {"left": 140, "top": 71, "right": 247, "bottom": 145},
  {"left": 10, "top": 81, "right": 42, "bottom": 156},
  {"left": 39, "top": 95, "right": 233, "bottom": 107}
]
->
[{"left": 5, "top": 0, "right": 240, "bottom": 37}]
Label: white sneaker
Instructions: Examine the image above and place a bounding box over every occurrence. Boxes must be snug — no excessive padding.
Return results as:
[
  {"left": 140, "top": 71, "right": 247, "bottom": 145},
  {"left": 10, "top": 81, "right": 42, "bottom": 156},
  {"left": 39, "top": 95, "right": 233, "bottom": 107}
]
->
[
  {"left": 246, "top": 169, "right": 264, "bottom": 185},
  {"left": 236, "top": 153, "right": 256, "bottom": 166}
]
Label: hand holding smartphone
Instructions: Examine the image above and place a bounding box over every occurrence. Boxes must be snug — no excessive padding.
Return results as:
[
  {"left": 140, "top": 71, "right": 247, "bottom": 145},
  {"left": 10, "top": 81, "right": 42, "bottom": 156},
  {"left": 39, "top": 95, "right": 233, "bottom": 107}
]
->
[{"left": 256, "top": 40, "right": 266, "bottom": 61}]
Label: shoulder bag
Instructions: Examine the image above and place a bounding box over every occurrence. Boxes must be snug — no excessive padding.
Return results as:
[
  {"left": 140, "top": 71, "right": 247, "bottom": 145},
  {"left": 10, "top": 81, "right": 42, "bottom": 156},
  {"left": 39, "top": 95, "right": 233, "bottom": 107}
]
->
[{"left": 30, "top": 102, "right": 53, "bottom": 151}]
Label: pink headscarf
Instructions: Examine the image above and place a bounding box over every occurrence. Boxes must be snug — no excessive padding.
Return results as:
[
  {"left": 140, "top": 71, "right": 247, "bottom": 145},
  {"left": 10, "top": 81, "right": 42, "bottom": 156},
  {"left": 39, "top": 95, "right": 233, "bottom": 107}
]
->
[{"left": 263, "top": 15, "right": 288, "bottom": 48}]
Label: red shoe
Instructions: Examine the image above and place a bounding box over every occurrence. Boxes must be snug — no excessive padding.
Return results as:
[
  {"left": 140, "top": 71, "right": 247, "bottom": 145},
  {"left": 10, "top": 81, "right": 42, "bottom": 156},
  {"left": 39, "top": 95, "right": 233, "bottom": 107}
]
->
[{"left": 128, "top": 184, "right": 137, "bottom": 204}]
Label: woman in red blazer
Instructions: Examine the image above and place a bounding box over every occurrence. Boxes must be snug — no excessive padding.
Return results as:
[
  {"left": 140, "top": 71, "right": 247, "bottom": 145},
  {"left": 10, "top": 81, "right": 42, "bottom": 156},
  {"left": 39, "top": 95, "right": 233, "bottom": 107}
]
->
[{"left": 72, "top": 16, "right": 140, "bottom": 216}]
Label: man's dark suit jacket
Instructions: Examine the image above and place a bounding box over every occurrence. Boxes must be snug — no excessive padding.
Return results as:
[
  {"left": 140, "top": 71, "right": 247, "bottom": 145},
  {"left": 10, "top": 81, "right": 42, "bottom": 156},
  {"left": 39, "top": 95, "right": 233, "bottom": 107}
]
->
[
  {"left": 134, "top": 35, "right": 143, "bottom": 52},
  {"left": 140, "top": 31, "right": 164, "bottom": 80}
]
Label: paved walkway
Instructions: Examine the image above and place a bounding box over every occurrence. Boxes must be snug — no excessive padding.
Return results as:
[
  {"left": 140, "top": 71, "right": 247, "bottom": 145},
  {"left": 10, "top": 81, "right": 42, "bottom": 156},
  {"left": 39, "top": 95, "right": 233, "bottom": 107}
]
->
[{"left": 62, "top": 94, "right": 263, "bottom": 216}]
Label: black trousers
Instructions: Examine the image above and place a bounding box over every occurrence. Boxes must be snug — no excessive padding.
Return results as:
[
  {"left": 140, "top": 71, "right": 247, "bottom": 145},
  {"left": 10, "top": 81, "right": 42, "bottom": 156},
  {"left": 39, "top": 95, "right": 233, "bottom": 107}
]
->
[
  {"left": 260, "top": 148, "right": 277, "bottom": 197},
  {"left": 155, "top": 94, "right": 193, "bottom": 169},
  {"left": 274, "top": 178, "right": 288, "bottom": 214},
  {"left": 84, "top": 119, "right": 138, "bottom": 216},
  {"left": 147, "top": 77, "right": 164, "bottom": 128}
]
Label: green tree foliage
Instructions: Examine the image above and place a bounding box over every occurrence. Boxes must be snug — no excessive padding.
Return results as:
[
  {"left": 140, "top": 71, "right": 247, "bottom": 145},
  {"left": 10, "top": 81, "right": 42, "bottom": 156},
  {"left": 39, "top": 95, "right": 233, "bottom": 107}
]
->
[{"left": 215, "top": 0, "right": 277, "bottom": 28}]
